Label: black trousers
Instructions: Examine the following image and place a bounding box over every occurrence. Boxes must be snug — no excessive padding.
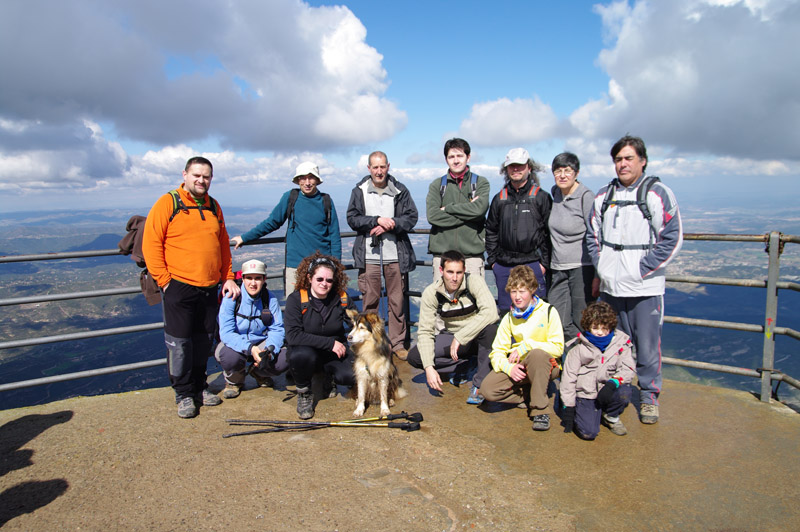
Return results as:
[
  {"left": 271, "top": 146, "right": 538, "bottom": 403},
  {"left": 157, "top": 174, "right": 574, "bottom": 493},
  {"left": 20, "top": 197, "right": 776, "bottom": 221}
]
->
[
  {"left": 161, "top": 280, "right": 218, "bottom": 400},
  {"left": 288, "top": 345, "right": 356, "bottom": 391}
]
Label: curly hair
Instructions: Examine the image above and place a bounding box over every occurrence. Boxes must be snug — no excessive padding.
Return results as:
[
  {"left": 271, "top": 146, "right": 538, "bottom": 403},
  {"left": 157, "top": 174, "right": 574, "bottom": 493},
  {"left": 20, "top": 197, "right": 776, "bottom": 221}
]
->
[
  {"left": 580, "top": 301, "right": 618, "bottom": 332},
  {"left": 505, "top": 265, "right": 539, "bottom": 293},
  {"left": 293, "top": 251, "right": 349, "bottom": 295}
]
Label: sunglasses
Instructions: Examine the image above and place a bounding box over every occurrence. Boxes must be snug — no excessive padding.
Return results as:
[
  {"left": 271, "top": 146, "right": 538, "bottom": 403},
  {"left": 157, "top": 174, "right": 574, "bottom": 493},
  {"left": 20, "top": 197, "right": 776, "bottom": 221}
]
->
[{"left": 314, "top": 277, "right": 334, "bottom": 284}]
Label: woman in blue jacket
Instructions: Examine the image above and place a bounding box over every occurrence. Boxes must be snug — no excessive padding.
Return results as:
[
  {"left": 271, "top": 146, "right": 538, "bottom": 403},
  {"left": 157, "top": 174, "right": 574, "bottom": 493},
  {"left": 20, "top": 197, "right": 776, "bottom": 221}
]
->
[{"left": 215, "top": 259, "right": 286, "bottom": 398}]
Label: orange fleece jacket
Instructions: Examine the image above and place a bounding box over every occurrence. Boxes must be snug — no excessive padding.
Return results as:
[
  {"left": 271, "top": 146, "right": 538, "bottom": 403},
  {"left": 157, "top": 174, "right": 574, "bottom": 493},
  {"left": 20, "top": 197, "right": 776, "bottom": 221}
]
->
[{"left": 142, "top": 184, "right": 234, "bottom": 288}]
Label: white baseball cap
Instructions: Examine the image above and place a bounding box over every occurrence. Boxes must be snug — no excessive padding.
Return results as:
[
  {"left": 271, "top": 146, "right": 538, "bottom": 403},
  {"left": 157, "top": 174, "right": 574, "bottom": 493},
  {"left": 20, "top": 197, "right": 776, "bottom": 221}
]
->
[
  {"left": 503, "top": 148, "right": 530, "bottom": 167},
  {"left": 241, "top": 259, "right": 267, "bottom": 276},
  {"left": 293, "top": 161, "right": 322, "bottom": 184}
]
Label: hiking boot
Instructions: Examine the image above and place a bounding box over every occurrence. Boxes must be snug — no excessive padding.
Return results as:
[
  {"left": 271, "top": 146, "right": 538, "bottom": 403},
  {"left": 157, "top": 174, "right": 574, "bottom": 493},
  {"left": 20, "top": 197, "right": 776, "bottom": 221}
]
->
[
  {"left": 296, "top": 389, "right": 314, "bottom": 420},
  {"left": 323, "top": 374, "right": 338, "bottom": 398},
  {"left": 248, "top": 365, "right": 274, "bottom": 388},
  {"left": 199, "top": 389, "right": 222, "bottom": 407},
  {"left": 640, "top": 403, "right": 659, "bottom": 424},
  {"left": 466, "top": 385, "right": 484, "bottom": 405},
  {"left": 222, "top": 384, "right": 242, "bottom": 399},
  {"left": 394, "top": 348, "right": 409, "bottom": 361},
  {"left": 601, "top": 413, "right": 628, "bottom": 436},
  {"left": 532, "top": 413, "right": 551, "bottom": 431},
  {"left": 177, "top": 397, "right": 197, "bottom": 418}
]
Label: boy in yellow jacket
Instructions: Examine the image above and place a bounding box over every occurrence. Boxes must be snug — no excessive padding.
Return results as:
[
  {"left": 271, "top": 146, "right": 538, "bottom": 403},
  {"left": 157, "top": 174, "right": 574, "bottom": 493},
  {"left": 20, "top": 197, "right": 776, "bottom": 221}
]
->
[{"left": 480, "top": 265, "right": 564, "bottom": 431}]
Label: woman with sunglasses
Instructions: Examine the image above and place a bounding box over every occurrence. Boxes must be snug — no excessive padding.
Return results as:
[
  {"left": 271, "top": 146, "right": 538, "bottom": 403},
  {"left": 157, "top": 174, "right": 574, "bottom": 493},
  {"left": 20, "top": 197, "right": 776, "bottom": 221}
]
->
[
  {"left": 284, "top": 252, "right": 357, "bottom": 419},
  {"left": 548, "top": 152, "right": 596, "bottom": 340}
]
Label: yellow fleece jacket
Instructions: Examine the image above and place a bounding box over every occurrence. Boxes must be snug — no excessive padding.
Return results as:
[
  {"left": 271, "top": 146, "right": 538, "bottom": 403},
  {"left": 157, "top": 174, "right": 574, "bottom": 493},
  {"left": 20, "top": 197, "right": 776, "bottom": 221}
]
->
[{"left": 489, "top": 299, "right": 564, "bottom": 375}]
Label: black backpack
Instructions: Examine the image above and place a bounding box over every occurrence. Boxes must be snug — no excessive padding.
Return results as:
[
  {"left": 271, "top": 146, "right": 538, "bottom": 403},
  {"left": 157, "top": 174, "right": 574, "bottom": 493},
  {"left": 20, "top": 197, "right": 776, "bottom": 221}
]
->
[
  {"left": 599, "top": 175, "right": 661, "bottom": 250},
  {"left": 119, "top": 189, "right": 220, "bottom": 305},
  {"left": 286, "top": 188, "right": 332, "bottom": 230}
]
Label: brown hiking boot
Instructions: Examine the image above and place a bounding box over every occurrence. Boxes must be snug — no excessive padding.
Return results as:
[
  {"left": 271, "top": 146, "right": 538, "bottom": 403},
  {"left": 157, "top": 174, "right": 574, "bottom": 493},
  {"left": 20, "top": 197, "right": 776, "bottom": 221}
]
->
[
  {"left": 222, "top": 384, "right": 242, "bottom": 399},
  {"left": 394, "top": 348, "right": 409, "bottom": 361}
]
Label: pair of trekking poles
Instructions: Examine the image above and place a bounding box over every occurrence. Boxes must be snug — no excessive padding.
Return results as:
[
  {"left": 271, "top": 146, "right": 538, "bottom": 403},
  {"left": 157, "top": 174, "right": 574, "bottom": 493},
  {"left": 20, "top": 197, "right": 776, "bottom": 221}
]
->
[{"left": 223, "top": 411, "right": 424, "bottom": 438}]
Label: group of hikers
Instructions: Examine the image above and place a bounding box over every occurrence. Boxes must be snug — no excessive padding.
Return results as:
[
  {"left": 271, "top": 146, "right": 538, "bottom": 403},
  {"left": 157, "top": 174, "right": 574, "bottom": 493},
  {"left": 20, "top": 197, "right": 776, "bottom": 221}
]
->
[{"left": 139, "top": 134, "right": 682, "bottom": 439}]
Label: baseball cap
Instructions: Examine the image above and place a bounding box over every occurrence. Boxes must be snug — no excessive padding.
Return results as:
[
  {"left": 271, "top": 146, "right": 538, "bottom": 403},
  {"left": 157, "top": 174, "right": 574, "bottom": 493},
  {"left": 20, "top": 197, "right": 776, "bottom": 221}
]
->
[
  {"left": 241, "top": 260, "right": 267, "bottom": 276},
  {"left": 503, "top": 148, "right": 530, "bottom": 167}
]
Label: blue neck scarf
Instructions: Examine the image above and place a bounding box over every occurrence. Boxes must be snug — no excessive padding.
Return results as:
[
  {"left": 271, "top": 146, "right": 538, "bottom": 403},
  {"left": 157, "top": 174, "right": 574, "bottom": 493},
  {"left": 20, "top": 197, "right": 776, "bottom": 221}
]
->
[
  {"left": 583, "top": 330, "right": 615, "bottom": 351},
  {"left": 511, "top": 296, "right": 538, "bottom": 319}
]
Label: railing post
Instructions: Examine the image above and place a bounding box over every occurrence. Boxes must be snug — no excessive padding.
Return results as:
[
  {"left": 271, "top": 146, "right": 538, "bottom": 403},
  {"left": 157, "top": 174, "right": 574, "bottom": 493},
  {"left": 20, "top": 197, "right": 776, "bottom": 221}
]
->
[{"left": 760, "top": 231, "right": 781, "bottom": 402}]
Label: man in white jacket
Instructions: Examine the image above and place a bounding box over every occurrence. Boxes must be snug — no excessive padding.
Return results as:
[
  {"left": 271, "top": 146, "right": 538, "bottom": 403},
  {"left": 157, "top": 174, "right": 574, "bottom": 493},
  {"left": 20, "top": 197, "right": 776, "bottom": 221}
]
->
[{"left": 586, "top": 135, "right": 683, "bottom": 425}]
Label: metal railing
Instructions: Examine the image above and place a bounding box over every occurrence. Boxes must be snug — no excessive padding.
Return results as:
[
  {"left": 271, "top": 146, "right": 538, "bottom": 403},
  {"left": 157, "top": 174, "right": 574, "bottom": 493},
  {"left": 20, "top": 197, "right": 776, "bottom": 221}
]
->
[{"left": 1, "top": 230, "right": 798, "bottom": 403}]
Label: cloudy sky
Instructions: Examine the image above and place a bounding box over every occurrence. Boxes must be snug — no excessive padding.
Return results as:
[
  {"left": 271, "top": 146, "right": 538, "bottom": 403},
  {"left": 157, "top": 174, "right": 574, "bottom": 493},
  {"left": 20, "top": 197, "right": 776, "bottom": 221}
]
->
[{"left": 1, "top": 0, "right": 798, "bottom": 213}]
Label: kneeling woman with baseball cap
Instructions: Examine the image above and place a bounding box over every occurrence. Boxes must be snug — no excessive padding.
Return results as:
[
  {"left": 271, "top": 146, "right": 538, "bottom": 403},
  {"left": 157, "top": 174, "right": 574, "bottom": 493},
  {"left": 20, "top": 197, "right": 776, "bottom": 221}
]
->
[
  {"left": 284, "top": 252, "right": 358, "bottom": 419},
  {"left": 215, "top": 259, "right": 288, "bottom": 399}
]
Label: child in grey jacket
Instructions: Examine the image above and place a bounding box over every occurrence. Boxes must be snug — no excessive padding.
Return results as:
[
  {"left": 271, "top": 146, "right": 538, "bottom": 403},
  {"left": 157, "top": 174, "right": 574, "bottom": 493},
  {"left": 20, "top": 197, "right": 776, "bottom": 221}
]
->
[{"left": 560, "top": 301, "right": 635, "bottom": 439}]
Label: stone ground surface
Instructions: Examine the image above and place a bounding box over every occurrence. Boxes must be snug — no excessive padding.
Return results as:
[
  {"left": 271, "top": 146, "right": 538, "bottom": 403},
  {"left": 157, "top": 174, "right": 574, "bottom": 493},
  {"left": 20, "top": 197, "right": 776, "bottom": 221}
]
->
[{"left": 1, "top": 363, "right": 799, "bottom": 531}]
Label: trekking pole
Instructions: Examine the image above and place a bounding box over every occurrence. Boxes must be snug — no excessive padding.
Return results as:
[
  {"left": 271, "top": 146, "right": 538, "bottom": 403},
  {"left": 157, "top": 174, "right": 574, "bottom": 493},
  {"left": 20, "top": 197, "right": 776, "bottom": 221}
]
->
[
  {"left": 378, "top": 235, "right": 387, "bottom": 323},
  {"left": 222, "top": 424, "right": 325, "bottom": 438},
  {"left": 226, "top": 411, "right": 423, "bottom": 426},
  {"left": 223, "top": 421, "right": 421, "bottom": 438},
  {"left": 341, "top": 412, "right": 423, "bottom": 423}
]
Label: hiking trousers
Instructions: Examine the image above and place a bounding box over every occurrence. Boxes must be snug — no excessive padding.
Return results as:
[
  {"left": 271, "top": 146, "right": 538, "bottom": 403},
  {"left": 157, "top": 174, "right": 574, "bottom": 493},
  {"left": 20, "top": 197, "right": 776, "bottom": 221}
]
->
[
  {"left": 162, "top": 280, "right": 218, "bottom": 401},
  {"left": 548, "top": 265, "right": 595, "bottom": 339},
  {"left": 601, "top": 293, "right": 664, "bottom": 406},
  {"left": 214, "top": 342, "right": 290, "bottom": 386},
  {"left": 358, "top": 263, "right": 407, "bottom": 350},
  {"left": 480, "top": 349, "right": 560, "bottom": 410},
  {"left": 407, "top": 324, "right": 497, "bottom": 389},
  {"left": 288, "top": 345, "right": 356, "bottom": 391},
  {"left": 575, "top": 383, "right": 632, "bottom": 439}
]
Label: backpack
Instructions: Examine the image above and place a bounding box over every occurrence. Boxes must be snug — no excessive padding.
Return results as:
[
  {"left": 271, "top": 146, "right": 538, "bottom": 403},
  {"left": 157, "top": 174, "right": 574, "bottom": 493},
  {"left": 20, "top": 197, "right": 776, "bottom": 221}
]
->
[
  {"left": 439, "top": 172, "right": 478, "bottom": 200},
  {"left": 119, "top": 189, "right": 220, "bottom": 305},
  {"left": 167, "top": 189, "right": 219, "bottom": 222},
  {"left": 435, "top": 273, "right": 478, "bottom": 319},
  {"left": 599, "top": 175, "right": 661, "bottom": 251},
  {"left": 298, "top": 288, "right": 349, "bottom": 314},
  {"left": 498, "top": 183, "right": 540, "bottom": 202},
  {"left": 232, "top": 270, "right": 273, "bottom": 326},
  {"left": 286, "top": 188, "right": 332, "bottom": 230}
]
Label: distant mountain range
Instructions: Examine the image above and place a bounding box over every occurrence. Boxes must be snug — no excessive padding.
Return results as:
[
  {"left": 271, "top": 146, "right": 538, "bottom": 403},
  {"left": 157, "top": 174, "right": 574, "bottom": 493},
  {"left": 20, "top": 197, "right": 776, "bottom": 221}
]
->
[{"left": 1, "top": 207, "right": 798, "bottom": 410}]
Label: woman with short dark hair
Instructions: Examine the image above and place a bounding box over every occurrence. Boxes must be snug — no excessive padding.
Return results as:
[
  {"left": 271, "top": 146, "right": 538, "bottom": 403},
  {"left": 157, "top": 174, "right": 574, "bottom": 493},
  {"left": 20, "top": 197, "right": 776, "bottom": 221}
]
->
[{"left": 548, "top": 152, "right": 596, "bottom": 339}]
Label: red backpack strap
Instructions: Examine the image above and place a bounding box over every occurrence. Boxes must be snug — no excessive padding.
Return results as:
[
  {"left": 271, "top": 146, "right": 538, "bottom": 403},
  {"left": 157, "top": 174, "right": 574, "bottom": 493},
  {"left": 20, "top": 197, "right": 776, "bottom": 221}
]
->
[
  {"left": 339, "top": 291, "right": 349, "bottom": 308},
  {"left": 529, "top": 185, "right": 540, "bottom": 197},
  {"left": 500, "top": 186, "right": 508, "bottom": 200},
  {"left": 300, "top": 289, "right": 310, "bottom": 314}
]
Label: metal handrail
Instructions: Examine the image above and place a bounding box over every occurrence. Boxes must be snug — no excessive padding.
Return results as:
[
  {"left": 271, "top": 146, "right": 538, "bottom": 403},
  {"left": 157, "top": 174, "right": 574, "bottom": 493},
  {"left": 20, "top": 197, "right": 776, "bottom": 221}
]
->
[{"left": 1, "top": 230, "right": 798, "bottom": 400}]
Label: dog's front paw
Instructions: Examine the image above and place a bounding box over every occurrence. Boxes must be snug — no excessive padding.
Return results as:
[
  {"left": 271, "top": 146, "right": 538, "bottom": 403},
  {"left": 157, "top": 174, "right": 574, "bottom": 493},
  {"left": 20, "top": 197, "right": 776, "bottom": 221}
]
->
[
  {"left": 353, "top": 406, "right": 365, "bottom": 417},
  {"left": 380, "top": 406, "right": 391, "bottom": 417}
]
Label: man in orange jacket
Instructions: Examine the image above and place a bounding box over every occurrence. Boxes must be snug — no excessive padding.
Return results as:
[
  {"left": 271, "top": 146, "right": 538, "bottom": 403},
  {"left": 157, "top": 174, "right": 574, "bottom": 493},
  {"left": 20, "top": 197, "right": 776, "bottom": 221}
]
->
[{"left": 142, "top": 156, "right": 240, "bottom": 418}]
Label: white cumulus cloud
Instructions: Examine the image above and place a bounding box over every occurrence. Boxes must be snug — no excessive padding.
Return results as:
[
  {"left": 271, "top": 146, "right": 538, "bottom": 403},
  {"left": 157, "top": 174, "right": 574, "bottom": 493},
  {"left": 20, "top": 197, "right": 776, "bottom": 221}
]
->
[
  {"left": 457, "top": 97, "right": 564, "bottom": 147},
  {"left": 572, "top": 0, "right": 800, "bottom": 161}
]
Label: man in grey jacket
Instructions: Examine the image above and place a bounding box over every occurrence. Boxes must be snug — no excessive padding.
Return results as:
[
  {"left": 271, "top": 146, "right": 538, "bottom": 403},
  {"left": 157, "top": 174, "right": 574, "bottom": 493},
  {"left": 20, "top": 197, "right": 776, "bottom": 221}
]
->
[
  {"left": 586, "top": 135, "right": 683, "bottom": 425},
  {"left": 347, "top": 151, "right": 418, "bottom": 359}
]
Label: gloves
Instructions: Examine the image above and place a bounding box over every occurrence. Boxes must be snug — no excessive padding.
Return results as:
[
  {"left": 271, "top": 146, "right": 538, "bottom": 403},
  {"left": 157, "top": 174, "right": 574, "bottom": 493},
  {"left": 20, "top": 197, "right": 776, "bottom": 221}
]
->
[
  {"left": 562, "top": 406, "right": 575, "bottom": 433},
  {"left": 596, "top": 378, "right": 620, "bottom": 407}
]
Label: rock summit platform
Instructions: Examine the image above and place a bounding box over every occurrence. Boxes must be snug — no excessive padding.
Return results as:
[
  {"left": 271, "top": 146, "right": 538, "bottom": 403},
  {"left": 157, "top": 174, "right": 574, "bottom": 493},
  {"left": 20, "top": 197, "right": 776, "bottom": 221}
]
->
[{"left": 1, "top": 364, "right": 798, "bottom": 531}]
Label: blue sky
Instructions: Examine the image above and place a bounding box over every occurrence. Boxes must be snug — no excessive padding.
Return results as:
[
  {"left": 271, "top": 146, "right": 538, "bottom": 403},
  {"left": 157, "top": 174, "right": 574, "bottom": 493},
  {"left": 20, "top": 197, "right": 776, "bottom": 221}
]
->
[{"left": 1, "top": 0, "right": 798, "bottom": 214}]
